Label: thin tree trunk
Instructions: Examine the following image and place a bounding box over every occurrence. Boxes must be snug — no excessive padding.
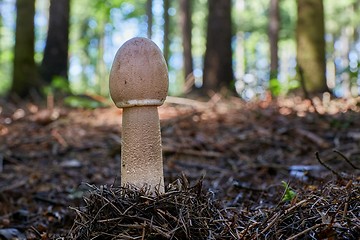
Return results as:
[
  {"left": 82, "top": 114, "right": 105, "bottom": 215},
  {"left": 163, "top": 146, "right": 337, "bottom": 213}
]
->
[
  {"left": 163, "top": 0, "right": 170, "bottom": 64},
  {"left": 353, "top": 13, "right": 359, "bottom": 97},
  {"left": 96, "top": 21, "right": 106, "bottom": 95},
  {"left": 41, "top": 0, "right": 70, "bottom": 84},
  {"left": 11, "top": 0, "right": 38, "bottom": 98},
  {"left": 338, "top": 27, "right": 351, "bottom": 98},
  {"left": 203, "top": 0, "right": 234, "bottom": 95},
  {"left": 269, "top": 0, "right": 280, "bottom": 80},
  {"left": 147, "top": 0, "right": 153, "bottom": 39},
  {"left": 180, "top": 0, "right": 193, "bottom": 80},
  {"left": 296, "top": 0, "right": 328, "bottom": 95},
  {"left": 234, "top": 0, "right": 245, "bottom": 94},
  {"left": 0, "top": 1, "right": 2, "bottom": 57}
]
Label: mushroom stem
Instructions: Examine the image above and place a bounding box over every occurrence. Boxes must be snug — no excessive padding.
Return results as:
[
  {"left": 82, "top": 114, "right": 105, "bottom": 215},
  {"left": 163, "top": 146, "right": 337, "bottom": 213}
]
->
[{"left": 122, "top": 106, "right": 164, "bottom": 193}]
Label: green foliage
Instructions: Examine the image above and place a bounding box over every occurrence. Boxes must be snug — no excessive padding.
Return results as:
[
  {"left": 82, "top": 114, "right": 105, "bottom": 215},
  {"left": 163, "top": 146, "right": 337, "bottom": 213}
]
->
[
  {"left": 43, "top": 76, "right": 106, "bottom": 109},
  {"left": 325, "top": 0, "right": 360, "bottom": 34},
  {"left": 270, "top": 77, "right": 300, "bottom": 96},
  {"left": 192, "top": 0, "right": 207, "bottom": 58},
  {"left": 0, "top": 2, "right": 15, "bottom": 96},
  {"left": 279, "top": 0, "right": 297, "bottom": 39},
  {"left": 233, "top": 0, "right": 296, "bottom": 39},
  {"left": 269, "top": 78, "right": 281, "bottom": 96},
  {"left": 63, "top": 95, "right": 105, "bottom": 109},
  {"left": 234, "top": 0, "right": 268, "bottom": 33},
  {"left": 281, "top": 181, "right": 297, "bottom": 202},
  {"left": 43, "top": 76, "right": 71, "bottom": 96},
  {"left": 0, "top": 51, "right": 12, "bottom": 95},
  {"left": 0, "top": 76, "right": 11, "bottom": 96},
  {"left": 69, "top": 0, "right": 147, "bottom": 96},
  {"left": 1, "top": 0, "right": 359, "bottom": 98},
  {"left": 51, "top": 76, "right": 71, "bottom": 93}
]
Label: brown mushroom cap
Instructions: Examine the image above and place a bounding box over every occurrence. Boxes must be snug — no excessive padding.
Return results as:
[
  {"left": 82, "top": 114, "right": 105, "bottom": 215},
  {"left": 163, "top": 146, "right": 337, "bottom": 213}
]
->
[{"left": 109, "top": 37, "right": 169, "bottom": 108}]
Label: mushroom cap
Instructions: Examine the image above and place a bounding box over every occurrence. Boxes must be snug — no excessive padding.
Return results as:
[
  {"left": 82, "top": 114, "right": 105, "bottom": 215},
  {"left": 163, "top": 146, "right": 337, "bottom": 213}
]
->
[{"left": 109, "top": 37, "right": 169, "bottom": 108}]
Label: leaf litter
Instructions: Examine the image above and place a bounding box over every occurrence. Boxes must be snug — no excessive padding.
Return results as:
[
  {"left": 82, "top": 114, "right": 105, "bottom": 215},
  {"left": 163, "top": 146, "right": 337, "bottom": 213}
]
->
[{"left": 0, "top": 95, "right": 359, "bottom": 239}]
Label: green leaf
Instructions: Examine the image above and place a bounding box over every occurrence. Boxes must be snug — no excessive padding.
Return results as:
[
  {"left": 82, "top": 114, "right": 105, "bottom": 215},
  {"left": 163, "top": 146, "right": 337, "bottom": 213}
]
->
[
  {"left": 269, "top": 78, "right": 281, "bottom": 96},
  {"left": 281, "top": 181, "right": 297, "bottom": 202},
  {"left": 51, "top": 76, "right": 71, "bottom": 94}
]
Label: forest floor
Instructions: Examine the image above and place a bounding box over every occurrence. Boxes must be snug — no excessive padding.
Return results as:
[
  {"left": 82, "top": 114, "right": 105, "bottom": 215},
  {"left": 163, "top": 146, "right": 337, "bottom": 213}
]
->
[{"left": 0, "top": 95, "right": 359, "bottom": 239}]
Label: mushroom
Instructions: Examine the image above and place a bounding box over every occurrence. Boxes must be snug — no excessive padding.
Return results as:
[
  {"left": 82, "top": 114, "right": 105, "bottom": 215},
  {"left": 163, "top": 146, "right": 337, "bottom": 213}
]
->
[{"left": 109, "top": 37, "right": 168, "bottom": 193}]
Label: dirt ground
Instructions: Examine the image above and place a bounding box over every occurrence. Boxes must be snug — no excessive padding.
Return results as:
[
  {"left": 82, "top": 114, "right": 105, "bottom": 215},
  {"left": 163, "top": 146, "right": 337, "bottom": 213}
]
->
[{"left": 0, "top": 95, "right": 359, "bottom": 239}]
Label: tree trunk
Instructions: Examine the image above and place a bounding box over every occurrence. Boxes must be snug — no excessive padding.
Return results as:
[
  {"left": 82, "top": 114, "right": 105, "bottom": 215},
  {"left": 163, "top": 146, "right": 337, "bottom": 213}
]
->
[
  {"left": 11, "top": 0, "right": 38, "bottom": 98},
  {"left": 146, "top": 0, "right": 153, "bottom": 39},
  {"left": 96, "top": 20, "right": 107, "bottom": 95},
  {"left": 0, "top": 1, "right": 2, "bottom": 56},
  {"left": 203, "top": 0, "right": 234, "bottom": 95},
  {"left": 40, "top": 0, "right": 70, "bottom": 84},
  {"left": 180, "top": 0, "right": 193, "bottom": 80},
  {"left": 163, "top": 0, "right": 170, "bottom": 64},
  {"left": 269, "top": 0, "right": 280, "bottom": 80},
  {"left": 296, "top": 0, "right": 328, "bottom": 95}
]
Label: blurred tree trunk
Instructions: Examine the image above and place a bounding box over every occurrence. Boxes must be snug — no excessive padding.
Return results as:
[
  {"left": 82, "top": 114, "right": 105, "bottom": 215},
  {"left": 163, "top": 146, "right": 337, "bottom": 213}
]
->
[
  {"left": 351, "top": 2, "right": 359, "bottom": 97},
  {"left": 96, "top": 21, "right": 106, "bottom": 95},
  {"left": 355, "top": 2, "right": 360, "bottom": 43},
  {"left": 180, "top": 0, "right": 193, "bottom": 81},
  {"left": 11, "top": 0, "right": 38, "bottom": 98},
  {"left": 296, "top": 0, "right": 328, "bottom": 95},
  {"left": 163, "top": 0, "right": 170, "bottom": 64},
  {"left": 0, "top": 1, "right": 2, "bottom": 56},
  {"left": 338, "top": 27, "right": 352, "bottom": 98},
  {"left": 147, "top": 0, "right": 153, "bottom": 39},
  {"left": 40, "top": 0, "right": 70, "bottom": 84},
  {"left": 269, "top": 0, "right": 280, "bottom": 80},
  {"left": 203, "top": 0, "right": 234, "bottom": 95}
]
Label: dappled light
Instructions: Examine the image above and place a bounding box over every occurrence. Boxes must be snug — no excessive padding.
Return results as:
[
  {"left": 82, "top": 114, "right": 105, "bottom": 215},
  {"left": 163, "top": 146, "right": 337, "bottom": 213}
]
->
[
  {"left": 1, "top": 96, "right": 359, "bottom": 238},
  {"left": 0, "top": 0, "right": 360, "bottom": 238}
]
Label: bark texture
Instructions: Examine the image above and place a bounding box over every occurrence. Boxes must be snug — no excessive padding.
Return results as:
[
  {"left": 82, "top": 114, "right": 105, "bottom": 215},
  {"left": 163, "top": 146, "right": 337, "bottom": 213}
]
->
[
  {"left": 296, "top": 0, "right": 328, "bottom": 94},
  {"left": 269, "top": 0, "right": 280, "bottom": 79},
  {"left": 41, "top": 0, "right": 70, "bottom": 84},
  {"left": 180, "top": 0, "right": 193, "bottom": 79},
  {"left": 146, "top": 0, "right": 153, "bottom": 39},
  {"left": 163, "top": 0, "right": 170, "bottom": 63},
  {"left": 11, "top": 0, "right": 38, "bottom": 97},
  {"left": 203, "top": 0, "right": 234, "bottom": 94}
]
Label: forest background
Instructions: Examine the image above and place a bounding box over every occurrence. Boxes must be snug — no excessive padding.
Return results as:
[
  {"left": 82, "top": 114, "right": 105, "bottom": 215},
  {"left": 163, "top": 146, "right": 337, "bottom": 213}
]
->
[
  {"left": 0, "top": 0, "right": 360, "bottom": 101},
  {"left": 1, "top": 1, "right": 360, "bottom": 237}
]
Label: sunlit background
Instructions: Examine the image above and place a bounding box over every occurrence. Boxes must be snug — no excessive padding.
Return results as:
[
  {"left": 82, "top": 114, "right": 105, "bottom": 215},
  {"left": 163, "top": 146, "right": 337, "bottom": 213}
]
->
[{"left": 0, "top": 0, "right": 359, "bottom": 99}]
